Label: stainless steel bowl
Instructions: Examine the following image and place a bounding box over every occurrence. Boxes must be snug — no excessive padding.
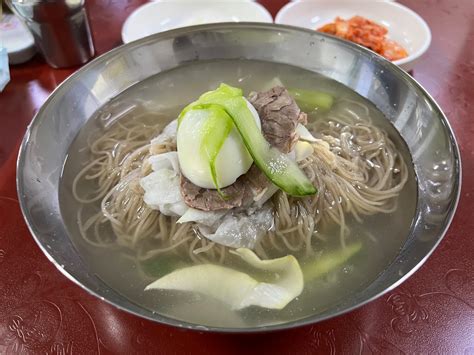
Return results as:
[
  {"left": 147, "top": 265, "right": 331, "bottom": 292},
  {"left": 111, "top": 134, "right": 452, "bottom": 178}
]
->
[{"left": 17, "top": 23, "right": 461, "bottom": 332}]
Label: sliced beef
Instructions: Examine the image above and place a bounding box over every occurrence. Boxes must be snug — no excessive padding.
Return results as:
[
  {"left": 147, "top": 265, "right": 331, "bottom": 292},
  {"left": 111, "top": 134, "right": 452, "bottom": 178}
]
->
[
  {"left": 180, "top": 174, "right": 253, "bottom": 211},
  {"left": 248, "top": 86, "right": 307, "bottom": 153},
  {"left": 180, "top": 86, "right": 304, "bottom": 211},
  {"left": 180, "top": 165, "right": 267, "bottom": 211}
]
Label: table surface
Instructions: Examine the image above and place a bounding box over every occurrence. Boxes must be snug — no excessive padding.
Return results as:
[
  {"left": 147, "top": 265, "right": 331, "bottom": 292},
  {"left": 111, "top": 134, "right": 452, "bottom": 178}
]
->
[{"left": 1, "top": 0, "right": 473, "bottom": 353}]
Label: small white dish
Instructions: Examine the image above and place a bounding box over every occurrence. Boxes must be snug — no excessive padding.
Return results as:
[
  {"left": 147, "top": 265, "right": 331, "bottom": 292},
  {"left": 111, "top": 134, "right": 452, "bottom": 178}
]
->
[
  {"left": 122, "top": 1, "right": 272, "bottom": 44},
  {"left": 276, "top": 1, "right": 431, "bottom": 71},
  {"left": 0, "top": 14, "right": 36, "bottom": 65},
  {"left": 152, "top": 0, "right": 256, "bottom": 2},
  {"left": 290, "top": 0, "right": 394, "bottom": 2}
]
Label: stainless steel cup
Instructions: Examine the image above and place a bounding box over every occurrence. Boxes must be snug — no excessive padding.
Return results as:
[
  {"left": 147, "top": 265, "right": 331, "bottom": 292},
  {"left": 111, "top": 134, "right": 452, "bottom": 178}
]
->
[{"left": 6, "top": 0, "right": 94, "bottom": 68}]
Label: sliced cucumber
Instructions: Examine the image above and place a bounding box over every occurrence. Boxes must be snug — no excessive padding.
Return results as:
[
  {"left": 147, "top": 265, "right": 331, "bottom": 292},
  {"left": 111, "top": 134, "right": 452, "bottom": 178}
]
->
[
  {"left": 184, "top": 84, "right": 317, "bottom": 197},
  {"left": 288, "top": 88, "right": 334, "bottom": 112},
  {"left": 303, "top": 242, "right": 362, "bottom": 281},
  {"left": 199, "top": 105, "right": 233, "bottom": 195}
]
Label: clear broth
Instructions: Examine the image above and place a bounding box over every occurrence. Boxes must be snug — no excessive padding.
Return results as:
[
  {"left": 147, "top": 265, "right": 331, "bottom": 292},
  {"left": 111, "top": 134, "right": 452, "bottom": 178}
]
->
[{"left": 60, "top": 59, "right": 417, "bottom": 328}]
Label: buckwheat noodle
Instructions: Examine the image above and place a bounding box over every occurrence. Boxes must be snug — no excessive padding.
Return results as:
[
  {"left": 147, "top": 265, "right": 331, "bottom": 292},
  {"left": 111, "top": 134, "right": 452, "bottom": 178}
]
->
[{"left": 72, "top": 98, "right": 408, "bottom": 265}]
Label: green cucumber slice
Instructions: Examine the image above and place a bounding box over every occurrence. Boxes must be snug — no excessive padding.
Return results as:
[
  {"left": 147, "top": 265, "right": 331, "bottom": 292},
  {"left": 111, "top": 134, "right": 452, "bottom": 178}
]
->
[
  {"left": 288, "top": 88, "right": 334, "bottom": 112},
  {"left": 183, "top": 84, "right": 317, "bottom": 197}
]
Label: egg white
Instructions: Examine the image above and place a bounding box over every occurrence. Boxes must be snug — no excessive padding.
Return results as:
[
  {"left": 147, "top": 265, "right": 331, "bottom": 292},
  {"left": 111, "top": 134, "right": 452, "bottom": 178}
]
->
[{"left": 177, "top": 99, "right": 261, "bottom": 189}]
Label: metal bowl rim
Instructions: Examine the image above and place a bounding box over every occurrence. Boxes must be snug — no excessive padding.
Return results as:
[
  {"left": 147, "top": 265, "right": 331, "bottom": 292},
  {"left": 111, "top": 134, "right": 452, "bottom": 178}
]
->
[{"left": 16, "top": 22, "right": 462, "bottom": 333}]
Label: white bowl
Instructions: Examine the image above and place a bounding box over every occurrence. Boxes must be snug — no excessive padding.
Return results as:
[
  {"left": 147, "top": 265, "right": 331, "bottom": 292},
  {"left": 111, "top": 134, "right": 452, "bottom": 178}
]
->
[
  {"left": 0, "top": 14, "right": 36, "bottom": 65},
  {"left": 290, "top": 0, "right": 394, "bottom": 2},
  {"left": 122, "top": 1, "right": 272, "bottom": 43},
  {"left": 275, "top": 1, "right": 431, "bottom": 71},
  {"left": 151, "top": 0, "right": 256, "bottom": 2}
]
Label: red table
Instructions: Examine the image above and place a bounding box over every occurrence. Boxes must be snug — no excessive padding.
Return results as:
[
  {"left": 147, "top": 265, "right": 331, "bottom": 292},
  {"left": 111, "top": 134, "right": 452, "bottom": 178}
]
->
[{"left": 1, "top": 1, "right": 473, "bottom": 353}]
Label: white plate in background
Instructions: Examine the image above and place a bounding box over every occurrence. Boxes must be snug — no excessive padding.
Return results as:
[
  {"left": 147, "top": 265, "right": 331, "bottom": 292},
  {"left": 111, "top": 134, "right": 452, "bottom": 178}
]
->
[
  {"left": 0, "top": 14, "right": 36, "bottom": 65},
  {"left": 152, "top": 0, "right": 256, "bottom": 2},
  {"left": 276, "top": 1, "right": 431, "bottom": 71},
  {"left": 290, "top": 0, "right": 394, "bottom": 2},
  {"left": 122, "top": 1, "right": 272, "bottom": 43}
]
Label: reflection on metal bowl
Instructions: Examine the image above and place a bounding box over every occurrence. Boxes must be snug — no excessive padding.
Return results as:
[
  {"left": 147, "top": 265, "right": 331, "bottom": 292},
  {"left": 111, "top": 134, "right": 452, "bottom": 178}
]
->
[{"left": 16, "top": 23, "right": 460, "bottom": 332}]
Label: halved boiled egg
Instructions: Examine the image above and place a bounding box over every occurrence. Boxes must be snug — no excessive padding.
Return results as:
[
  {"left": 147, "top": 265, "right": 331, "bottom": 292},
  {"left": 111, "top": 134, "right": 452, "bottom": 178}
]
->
[{"left": 177, "top": 99, "right": 261, "bottom": 189}]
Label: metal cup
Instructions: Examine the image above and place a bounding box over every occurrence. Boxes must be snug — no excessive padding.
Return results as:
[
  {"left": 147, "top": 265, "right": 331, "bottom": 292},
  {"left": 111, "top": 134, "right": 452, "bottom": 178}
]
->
[{"left": 6, "top": 0, "right": 94, "bottom": 68}]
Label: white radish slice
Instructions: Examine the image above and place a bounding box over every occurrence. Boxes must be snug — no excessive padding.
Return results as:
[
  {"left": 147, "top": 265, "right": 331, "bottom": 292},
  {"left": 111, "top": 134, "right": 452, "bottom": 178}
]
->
[
  {"left": 145, "top": 248, "right": 303, "bottom": 310},
  {"left": 295, "top": 141, "right": 314, "bottom": 162},
  {"left": 296, "top": 124, "right": 318, "bottom": 142}
]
